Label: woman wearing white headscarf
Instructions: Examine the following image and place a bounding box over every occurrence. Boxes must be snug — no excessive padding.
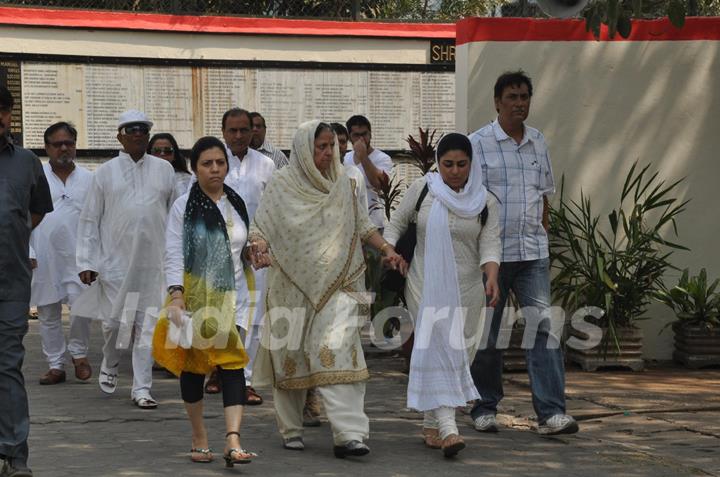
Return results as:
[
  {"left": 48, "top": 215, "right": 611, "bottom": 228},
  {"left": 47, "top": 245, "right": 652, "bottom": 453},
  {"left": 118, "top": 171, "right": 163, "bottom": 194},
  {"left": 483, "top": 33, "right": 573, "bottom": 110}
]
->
[
  {"left": 248, "top": 120, "right": 406, "bottom": 458},
  {"left": 385, "top": 133, "right": 501, "bottom": 457}
]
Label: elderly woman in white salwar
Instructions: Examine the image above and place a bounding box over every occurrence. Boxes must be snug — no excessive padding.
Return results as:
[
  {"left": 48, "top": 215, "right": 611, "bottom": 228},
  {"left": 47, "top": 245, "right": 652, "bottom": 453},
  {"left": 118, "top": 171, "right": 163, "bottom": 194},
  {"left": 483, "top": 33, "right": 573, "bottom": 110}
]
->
[
  {"left": 384, "top": 133, "right": 501, "bottom": 457},
  {"left": 248, "top": 120, "right": 406, "bottom": 458}
]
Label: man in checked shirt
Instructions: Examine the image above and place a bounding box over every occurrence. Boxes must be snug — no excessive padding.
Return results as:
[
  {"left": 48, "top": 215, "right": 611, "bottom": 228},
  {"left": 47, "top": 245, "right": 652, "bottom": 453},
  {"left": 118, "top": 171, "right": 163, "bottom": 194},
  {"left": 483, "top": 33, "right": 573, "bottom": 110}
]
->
[{"left": 468, "top": 70, "right": 578, "bottom": 436}]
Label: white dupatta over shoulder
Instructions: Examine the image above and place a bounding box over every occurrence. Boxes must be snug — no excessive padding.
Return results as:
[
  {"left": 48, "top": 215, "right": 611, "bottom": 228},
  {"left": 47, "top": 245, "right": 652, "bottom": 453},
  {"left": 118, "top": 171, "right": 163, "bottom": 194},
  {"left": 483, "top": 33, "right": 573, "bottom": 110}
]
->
[{"left": 407, "top": 146, "right": 487, "bottom": 412}]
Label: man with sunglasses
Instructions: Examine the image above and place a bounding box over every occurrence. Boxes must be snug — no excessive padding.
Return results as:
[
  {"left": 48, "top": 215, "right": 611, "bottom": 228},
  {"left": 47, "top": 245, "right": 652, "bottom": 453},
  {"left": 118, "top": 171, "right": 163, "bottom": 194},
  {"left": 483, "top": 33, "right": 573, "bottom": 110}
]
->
[
  {"left": 74, "top": 110, "right": 175, "bottom": 410},
  {"left": 30, "top": 122, "right": 94, "bottom": 386},
  {"left": 0, "top": 85, "right": 53, "bottom": 477}
]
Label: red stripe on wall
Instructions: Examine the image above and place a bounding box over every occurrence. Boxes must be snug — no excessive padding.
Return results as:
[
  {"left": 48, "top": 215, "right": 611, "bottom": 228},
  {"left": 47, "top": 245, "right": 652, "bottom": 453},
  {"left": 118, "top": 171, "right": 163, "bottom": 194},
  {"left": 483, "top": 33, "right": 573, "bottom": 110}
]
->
[
  {"left": 456, "top": 17, "right": 720, "bottom": 45},
  {"left": 0, "top": 5, "right": 455, "bottom": 39}
]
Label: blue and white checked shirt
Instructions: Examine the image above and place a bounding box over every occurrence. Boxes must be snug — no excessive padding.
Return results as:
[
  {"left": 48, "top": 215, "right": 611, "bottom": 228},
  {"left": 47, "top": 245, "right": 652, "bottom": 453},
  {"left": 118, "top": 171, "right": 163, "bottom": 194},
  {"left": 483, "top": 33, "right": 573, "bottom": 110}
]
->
[{"left": 469, "top": 119, "right": 555, "bottom": 262}]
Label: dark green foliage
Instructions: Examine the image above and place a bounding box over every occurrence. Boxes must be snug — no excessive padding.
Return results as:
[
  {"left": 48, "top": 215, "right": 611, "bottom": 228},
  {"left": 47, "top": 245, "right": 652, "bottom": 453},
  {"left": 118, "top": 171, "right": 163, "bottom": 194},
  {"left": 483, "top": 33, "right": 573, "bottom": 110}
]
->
[{"left": 549, "top": 162, "right": 688, "bottom": 351}]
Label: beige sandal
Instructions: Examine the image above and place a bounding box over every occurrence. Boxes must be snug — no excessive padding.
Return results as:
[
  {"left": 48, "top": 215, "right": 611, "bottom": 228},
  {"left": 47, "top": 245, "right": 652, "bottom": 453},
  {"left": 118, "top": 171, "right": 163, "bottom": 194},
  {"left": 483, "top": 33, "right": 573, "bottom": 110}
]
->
[
  {"left": 422, "top": 428, "right": 442, "bottom": 449},
  {"left": 441, "top": 434, "right": 466, "bottom": 457},
  {"left": 224, "top": 432, "right": 256, "bottom": 467},
  {"left": 190, "top": 447, "right": 213, "bottom": 463}
]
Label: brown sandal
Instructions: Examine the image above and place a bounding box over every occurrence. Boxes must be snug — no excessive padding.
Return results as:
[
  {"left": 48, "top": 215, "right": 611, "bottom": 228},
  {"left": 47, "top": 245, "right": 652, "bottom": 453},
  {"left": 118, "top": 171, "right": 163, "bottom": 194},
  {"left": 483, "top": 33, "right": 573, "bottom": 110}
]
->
[
  {"left": 204, "top": 370, "right": 221, "bottom": 394},
  {"left": 422, "top": 428, "right": 442, "bottom": 449},
  {"left": 245, "top": 386, "right": 263, "bottom": 405},
  {"left": 441, "top": 434, "right": 466, "bottom": 457},
  {"left": 72, "top": 357, "right": 92, "bottom": 381}
]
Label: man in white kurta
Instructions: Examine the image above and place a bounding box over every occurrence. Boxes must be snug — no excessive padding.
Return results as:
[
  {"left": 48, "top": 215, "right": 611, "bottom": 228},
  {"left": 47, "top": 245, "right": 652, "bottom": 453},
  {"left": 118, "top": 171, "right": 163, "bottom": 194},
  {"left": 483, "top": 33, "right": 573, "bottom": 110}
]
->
[
  {"left": 74, "top": 110, "right": 175, "bottom": 408},
  {"left": 30, "top": 122, "right": 94, "bottom": 385},
  {"left": 220, "top": 108, "right": 275, "bottom": 401}
]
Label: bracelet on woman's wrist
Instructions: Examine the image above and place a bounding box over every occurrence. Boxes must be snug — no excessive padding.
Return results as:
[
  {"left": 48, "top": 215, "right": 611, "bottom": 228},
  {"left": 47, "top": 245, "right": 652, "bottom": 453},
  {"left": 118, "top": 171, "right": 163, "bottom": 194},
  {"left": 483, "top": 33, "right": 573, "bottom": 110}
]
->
[
  {"left": 167, "top": 285, "right": 184, "bottom": 296},
  {"left": 379, "top": 242, "right": 391, "bottom": 255}
]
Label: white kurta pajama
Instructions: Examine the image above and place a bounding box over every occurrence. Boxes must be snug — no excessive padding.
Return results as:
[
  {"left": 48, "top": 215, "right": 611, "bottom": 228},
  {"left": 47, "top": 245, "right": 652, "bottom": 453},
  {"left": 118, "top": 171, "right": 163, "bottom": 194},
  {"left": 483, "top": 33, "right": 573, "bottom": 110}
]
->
[
  {"left": 74, "top": 152, "right": 175, "bottom": 398},
  {"left": 30, "top": 163, "right": 93, "bottom": 370}
]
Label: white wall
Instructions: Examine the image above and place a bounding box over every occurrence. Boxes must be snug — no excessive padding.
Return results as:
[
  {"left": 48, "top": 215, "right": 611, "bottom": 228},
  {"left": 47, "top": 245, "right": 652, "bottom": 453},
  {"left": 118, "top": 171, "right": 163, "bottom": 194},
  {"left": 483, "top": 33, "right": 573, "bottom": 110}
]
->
[
  {"left": 457, "top": 26, "right": 720, "bottom": 359},
  {"left": 0, "top": 25, "right": 431, "bottom": 64}
]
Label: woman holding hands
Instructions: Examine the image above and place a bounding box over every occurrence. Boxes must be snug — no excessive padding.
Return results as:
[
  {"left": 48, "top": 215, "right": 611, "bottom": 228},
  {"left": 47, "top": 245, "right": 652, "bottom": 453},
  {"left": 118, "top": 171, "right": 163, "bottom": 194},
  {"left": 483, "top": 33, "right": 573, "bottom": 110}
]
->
[
  {"left": 247, "top": 120, "right": 406, "bottom": 458},
  {"left": 385, "top": 133, "right": 501, "bottom": 457},
  {"left": 153, "top": 136, "right": 267, "bottom": 467}
]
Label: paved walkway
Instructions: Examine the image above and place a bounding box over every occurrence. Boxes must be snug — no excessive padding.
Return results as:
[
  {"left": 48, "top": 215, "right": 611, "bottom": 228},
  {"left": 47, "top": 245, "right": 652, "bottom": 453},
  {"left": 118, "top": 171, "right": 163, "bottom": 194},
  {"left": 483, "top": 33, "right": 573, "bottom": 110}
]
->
[{"left": 20, "top": 318, "right": 720, "bottom": 476}]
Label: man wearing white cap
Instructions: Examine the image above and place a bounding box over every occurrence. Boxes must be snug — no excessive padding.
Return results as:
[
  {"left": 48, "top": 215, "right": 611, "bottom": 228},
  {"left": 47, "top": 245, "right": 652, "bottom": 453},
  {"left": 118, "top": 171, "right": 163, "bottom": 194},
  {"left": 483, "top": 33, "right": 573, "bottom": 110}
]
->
[{"left": 74, "top": 110, "right": 175, "bottom": 409}]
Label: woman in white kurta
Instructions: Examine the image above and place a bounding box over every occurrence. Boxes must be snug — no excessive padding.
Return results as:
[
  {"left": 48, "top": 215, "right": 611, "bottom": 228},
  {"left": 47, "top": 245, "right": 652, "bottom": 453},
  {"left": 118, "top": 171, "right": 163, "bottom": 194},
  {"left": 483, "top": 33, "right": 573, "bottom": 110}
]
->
[
  {"left": 248, "top": 120, "right": 406, "bottom": 458},
  {"left": 384, "top": 133, "right": 501, "bottom": 457},
  {"left": 153, "top": 136, "right": 257, "bottom": 466}
]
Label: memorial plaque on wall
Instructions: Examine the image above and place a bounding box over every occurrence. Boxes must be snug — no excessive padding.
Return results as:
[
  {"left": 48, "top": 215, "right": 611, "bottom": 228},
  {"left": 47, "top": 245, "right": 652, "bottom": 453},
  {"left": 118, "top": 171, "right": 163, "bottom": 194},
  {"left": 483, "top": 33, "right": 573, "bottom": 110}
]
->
[
  {"left": 22, "top": 63, "right": 84, "bottom": 147},
  {"left": 84, "top": 64, "right": 144, "bottom": 149},
  {"left": 19, "top": 62, "right": 455, "bottom": 151},
  {"left": 367, "top": 71, "right": 416, "bottom": 148},
  {"left": 199, "top": 67, "right": 256, "bottom": 138},
  {"left": 419, "top": 72, "right": 455, "bottom": 134},
  {"left": 1, "top": 60, "right": 23, "bottom": 145},
  {"left": 143, "top": 67, "right": 194, "bottom": 147},
  {"left": 257, "top": 69, "right": 304, "bottom": 147}
]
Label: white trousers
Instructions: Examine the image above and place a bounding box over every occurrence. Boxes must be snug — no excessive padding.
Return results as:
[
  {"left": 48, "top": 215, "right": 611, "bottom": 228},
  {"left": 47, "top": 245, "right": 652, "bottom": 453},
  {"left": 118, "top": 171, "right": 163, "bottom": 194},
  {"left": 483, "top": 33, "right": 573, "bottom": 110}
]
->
[
  {"left": 243, "top": 323, "right": 262, "bottom": 385},
  {"left": 37, "top": 302, "right": 91, "bottom": 370},
  {"left": 101, "top": 310, "right": 154, "bottom": 398},
  {"left": 244, "top": 268, "right": 266, "bottom": 386},
  {"left": 423, "top": 407, "right": 458, "bottom": 439},
  {"left": 274, "top": 382, "right": 369, "bottom": 445}
]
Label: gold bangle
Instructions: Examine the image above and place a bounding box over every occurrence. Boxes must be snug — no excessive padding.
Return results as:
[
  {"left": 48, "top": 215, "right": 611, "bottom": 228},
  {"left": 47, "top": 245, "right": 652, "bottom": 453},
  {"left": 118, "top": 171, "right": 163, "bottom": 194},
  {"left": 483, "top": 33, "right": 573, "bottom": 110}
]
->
[{"left": 380, "top": 242, "right": 391, "bottom": 255}]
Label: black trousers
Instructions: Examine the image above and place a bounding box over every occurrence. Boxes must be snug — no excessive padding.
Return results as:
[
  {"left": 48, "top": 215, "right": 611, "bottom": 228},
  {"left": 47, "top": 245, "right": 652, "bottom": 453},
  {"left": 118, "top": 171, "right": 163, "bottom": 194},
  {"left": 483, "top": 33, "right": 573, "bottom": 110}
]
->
[
  {"left": 180, "top": 367, "right": 247, "bottom": 407},
  {"left": 0, "top": 301, "right": 30, "bottom": 467}
]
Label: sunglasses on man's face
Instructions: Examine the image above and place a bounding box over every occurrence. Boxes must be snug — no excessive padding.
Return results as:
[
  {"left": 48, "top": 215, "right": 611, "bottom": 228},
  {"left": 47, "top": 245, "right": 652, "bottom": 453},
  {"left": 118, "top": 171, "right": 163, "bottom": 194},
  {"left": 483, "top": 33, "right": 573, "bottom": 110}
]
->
[
  {"left": 151, "top": 147, "right": 174, "bottom": 155},
  {"left": 121, "top": 124, "right": 150, "bottom": 136}
]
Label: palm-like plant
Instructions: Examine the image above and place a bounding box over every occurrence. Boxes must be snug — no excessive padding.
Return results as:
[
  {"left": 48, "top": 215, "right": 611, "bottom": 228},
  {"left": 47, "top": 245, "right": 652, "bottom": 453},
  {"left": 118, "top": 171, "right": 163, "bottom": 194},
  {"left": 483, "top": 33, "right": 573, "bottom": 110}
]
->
[
  {"left": 550, "top": 162, "right": 689, "bottom": 351},
  {"left": 656, "top": 268, "right": 720, "bottom": 331},
  {"left": 373, "top": 173, "right": 404, "bottom": 222},
  {"left": 406, "top": 127, "right": 438, "bottom": 175}
]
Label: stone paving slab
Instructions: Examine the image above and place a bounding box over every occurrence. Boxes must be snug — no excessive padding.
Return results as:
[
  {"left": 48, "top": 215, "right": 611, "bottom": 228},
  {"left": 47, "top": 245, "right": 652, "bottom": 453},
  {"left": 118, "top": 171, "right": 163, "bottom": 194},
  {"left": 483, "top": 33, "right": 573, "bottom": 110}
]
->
[{"left": 17, "top": 318, "right": 720, "bottom": 476}]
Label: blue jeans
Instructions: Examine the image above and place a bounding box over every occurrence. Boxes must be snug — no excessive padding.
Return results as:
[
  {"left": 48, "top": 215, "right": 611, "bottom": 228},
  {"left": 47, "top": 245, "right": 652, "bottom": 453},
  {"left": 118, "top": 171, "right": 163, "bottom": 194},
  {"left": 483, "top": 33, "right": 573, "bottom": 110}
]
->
[
  {"left": 470, "top": 258, "right": 566, "bottom": 424},
  {"left": 0, "top": 301, "right": 30, "bottom": 467}
]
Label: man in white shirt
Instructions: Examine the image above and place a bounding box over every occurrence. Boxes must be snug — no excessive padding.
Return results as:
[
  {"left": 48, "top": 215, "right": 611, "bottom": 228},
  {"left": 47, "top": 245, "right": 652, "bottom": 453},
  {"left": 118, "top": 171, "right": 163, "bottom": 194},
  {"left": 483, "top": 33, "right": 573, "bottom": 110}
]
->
[
  {"left": 249, "top": 111, "right": 289, "bottom": 169},
  {"left": 30, "top": 122, "right": 93, "bottom": 386},
  {"left": 342, "top": 115, "right": 393, "bottom": 232},
  {"left": 222, "top": 108, "right": 276, "bottom": 220},
  {"left": 205, "top": 108, "right": 274, "bottom": 405},
  {"left": 74, "top": 110, "right": 175, "bottom": 409}
]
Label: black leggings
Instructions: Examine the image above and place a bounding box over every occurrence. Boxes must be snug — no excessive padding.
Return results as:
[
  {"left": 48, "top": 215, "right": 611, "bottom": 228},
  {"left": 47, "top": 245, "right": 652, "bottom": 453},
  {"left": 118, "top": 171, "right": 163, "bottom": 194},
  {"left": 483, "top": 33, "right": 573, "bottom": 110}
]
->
[{"left": 180, "top": 367, "right": 247, "bottom": 407}]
